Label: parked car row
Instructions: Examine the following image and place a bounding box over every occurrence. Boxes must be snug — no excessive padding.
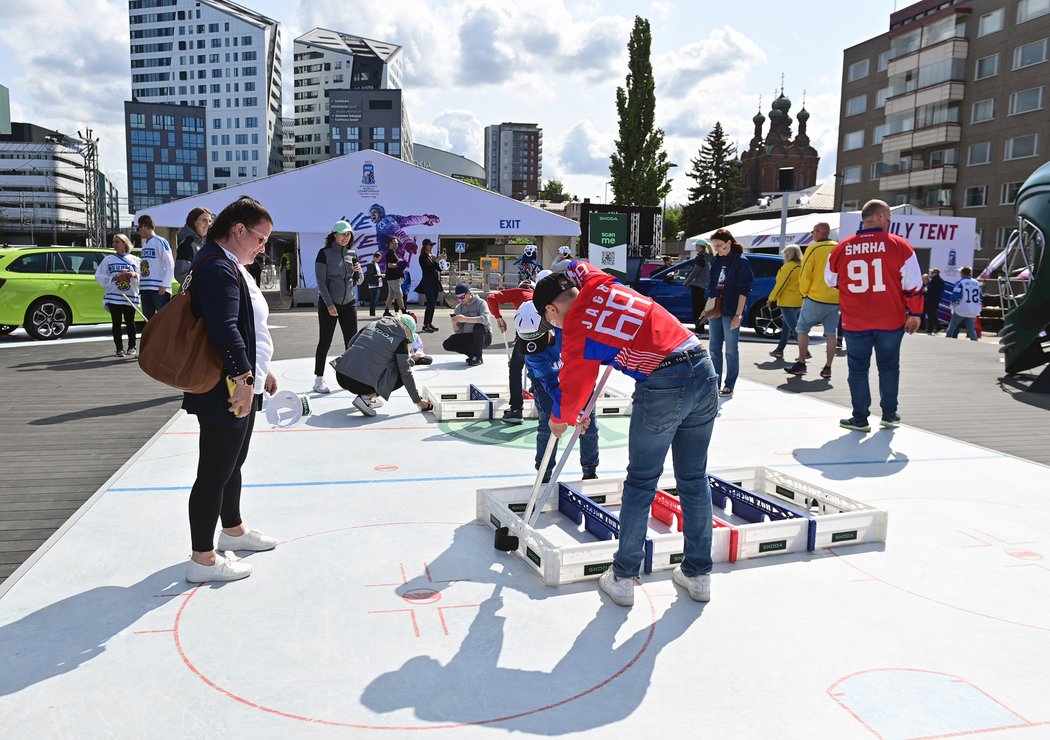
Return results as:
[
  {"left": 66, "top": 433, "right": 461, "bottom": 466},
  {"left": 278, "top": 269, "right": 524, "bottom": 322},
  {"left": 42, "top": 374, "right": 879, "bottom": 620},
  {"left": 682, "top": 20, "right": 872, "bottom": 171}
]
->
[{"left": 634, "top": 253, "right": 786, "bottom": 338}]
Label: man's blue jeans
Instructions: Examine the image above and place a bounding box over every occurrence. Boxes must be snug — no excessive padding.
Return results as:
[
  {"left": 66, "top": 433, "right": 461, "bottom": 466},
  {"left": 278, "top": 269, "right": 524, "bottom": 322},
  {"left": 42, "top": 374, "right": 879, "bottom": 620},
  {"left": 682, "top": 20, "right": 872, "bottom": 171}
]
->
[
  {"left": 532, "top": 381, "right": 598, "bottom": 476},
  {"left": 140, "top": 290, "right": 170, "bottom": 320},
  {"left": 843, "top": 327, "right": 905, "bottom": 421},
  {"left": 946, "top": 314, "right": 978, "bottom": 340},
  {"left": 613, "top": 353, "right": 719, "bottom": 579},
  {"left": 707, "top": 315, "right": 740, "bottom": 390}
]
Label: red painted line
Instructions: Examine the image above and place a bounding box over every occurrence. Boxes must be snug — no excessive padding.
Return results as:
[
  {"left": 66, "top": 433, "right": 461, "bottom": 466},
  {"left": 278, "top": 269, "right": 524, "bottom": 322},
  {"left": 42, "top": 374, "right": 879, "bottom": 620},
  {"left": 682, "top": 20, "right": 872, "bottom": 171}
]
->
[
  {"left": 436, "top": 604, "right": 481, "bottom": 636},
  {"left": 366, "top": 607, "right": 421, "bottom": 638},
  {"left": 374, "top": 465, "right": 399, "bottom": 472},
  {"left": 133, "top": 629, "right": 175, "bottom": 634}
]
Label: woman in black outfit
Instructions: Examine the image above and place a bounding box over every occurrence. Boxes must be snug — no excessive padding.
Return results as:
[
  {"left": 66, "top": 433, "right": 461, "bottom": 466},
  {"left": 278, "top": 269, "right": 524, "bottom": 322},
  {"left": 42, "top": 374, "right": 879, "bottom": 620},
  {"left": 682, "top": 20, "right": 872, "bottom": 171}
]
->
[
  {"left": 174, "top": 207, "right": 212, "bottom": 288},
  {"left": 182, "top": 196, "right": 276, "bottom": 584},
  {"left": 383, "top": 238, "right": 406, "bottom": 315},
  {"left": 417, "top": 239, "right": 441, "bottom": 332},
  {"left": 312, "top": 220, "right": 363, "bottom": 394}
]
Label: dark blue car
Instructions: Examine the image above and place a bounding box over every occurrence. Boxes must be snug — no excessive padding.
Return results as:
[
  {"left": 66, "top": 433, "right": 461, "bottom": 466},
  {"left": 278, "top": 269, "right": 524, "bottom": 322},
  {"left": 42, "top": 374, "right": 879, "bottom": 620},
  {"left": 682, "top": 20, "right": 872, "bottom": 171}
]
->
[{"left": 635, "top": 253, "right": 785, "bottom": 337}]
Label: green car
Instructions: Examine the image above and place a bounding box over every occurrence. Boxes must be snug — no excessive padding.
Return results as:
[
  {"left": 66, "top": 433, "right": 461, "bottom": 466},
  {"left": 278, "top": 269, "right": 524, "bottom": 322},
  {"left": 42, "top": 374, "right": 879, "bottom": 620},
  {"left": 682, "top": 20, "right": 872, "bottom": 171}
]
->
[{"left": 0, "top": 246, "right": 129, "bottom": 340}]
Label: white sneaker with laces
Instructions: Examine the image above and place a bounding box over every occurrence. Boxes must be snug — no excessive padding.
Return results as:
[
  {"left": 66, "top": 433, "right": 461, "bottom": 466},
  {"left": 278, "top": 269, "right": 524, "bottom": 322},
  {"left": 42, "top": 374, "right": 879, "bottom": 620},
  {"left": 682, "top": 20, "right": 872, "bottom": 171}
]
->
[
  {"left": 353, "top": 394, "right": 377, "bottom": 416},
  {"left": 217, "top": 528, "right": 278, "bottom": 552},
  {"left": 368, "top": 395, "right": 384, "bottom": 408},
  {"left": 672, "top": 566, "right": 711, "bottom": 602},
  {"left": 598, "top": 567, "right": 637, "bottom": 607},
  {"left": 313, "top": 376, "right": 331, "bottom": 394},
  {"left": 185, "top": 551, "right": 253, "bottom": 583}
]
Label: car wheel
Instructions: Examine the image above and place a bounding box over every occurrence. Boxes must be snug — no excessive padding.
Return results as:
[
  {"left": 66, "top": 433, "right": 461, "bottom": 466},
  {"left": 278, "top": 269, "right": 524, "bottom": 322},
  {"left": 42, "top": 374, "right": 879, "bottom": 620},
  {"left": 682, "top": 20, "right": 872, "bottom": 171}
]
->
[
  {"left": 0, "top": 325, "right": 16, "bottom": 335},
  {"left": 25, "top": 298, "right": 72, "bottom": 340},
  {"left": 752, "top": 301, "right": 782, "bottom": 339}
]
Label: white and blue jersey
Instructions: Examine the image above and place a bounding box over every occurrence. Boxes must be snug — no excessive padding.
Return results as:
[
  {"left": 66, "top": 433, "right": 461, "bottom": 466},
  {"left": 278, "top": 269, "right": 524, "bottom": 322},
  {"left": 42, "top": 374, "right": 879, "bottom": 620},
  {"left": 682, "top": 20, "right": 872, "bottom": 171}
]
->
[
  {"left": 139, "top": 234, "right": 174, "bottom": 291},
  {"left": 95, "top": 253, "right": 142, "bottom": 307},
  {"left": 950, "top": 277, "right": 982, "bottom": 318}
]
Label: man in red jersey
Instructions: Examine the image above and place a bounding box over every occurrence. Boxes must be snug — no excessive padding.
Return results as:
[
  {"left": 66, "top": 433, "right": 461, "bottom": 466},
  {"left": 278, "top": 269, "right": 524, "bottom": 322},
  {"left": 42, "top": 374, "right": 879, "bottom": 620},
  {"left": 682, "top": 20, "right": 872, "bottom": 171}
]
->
[
  {"left": 486, "top": 279, "right": 535, "bottom": 424},
  {"left": 532, "top": 261, "right": 718, "bottom": 607},
  {"left": 826, "top": 199, "right": 923, "bottom": 433}
]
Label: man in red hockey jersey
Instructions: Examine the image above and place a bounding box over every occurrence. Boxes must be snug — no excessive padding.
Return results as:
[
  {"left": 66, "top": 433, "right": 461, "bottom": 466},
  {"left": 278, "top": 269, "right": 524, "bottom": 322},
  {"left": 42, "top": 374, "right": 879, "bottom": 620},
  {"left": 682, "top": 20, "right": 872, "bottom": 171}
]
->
[
  {"left": 532, "top": 261, "right": 718, "bottom": 607},
  {"left": 826, "top": 199, "right": 923, "bottom": 433}
]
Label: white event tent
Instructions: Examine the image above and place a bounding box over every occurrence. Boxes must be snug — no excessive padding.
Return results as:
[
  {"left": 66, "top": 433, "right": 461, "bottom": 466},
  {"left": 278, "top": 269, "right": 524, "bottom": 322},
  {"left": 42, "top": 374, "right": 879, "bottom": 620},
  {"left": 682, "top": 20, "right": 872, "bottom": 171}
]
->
[{"left": 138, "top": 150, "right": 580, "bottom": 294}]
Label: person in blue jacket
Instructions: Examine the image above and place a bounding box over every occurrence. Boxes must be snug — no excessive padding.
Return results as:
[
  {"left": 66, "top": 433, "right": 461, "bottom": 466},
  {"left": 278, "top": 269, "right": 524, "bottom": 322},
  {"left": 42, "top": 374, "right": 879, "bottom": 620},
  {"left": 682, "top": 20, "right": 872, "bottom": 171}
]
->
[
  {"left": 514, "top": 302, "right": 598, "bottom": 483},
  {"left": 705, "top": 228, "right": 754, "bottom": 397}
]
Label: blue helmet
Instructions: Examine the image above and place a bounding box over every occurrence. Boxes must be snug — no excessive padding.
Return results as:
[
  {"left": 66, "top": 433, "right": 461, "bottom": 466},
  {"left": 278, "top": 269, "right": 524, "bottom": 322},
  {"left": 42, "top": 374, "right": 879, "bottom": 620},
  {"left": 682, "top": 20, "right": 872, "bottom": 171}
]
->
[{"left": 369, "top": 203, "right": 386, "bottom": 219}]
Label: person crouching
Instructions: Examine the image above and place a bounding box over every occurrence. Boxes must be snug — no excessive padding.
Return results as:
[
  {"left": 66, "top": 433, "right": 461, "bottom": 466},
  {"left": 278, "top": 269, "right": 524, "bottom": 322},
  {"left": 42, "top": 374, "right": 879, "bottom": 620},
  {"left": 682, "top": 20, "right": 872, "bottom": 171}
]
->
[{"left": 331, "top": 312, "right": 434, "bottom": 416}]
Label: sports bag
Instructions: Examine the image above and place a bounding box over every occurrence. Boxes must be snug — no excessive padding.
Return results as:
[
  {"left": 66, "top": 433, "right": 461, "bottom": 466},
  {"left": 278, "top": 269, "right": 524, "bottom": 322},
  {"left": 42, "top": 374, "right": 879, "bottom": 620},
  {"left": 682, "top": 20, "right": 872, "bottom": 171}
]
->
[{"left": 138, "top": 254, "right": 228, "bottom": 394}]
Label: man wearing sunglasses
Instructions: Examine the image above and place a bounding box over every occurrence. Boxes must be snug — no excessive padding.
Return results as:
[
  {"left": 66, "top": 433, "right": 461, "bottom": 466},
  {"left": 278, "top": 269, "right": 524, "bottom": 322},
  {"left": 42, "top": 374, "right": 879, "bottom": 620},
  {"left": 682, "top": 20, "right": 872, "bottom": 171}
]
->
[{"left": 442, "top": 283, "right": 492, "bottom": 366}]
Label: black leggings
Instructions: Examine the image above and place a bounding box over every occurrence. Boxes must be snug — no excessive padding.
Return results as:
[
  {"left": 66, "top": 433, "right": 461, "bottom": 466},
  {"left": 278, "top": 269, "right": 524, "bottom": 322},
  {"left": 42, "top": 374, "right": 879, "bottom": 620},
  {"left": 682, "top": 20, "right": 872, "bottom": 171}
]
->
[
  {"left": 315, "top": 301, "right": 358, "bottom": 376},
  {"left": 188, "top": 405, "right": 256, "bottom": 552},
  {"left": 420, "top": 278, "right": 439, "bottom": 327},
  {"left": 108, "top": 303, "right": 136, "bottom": 350}
]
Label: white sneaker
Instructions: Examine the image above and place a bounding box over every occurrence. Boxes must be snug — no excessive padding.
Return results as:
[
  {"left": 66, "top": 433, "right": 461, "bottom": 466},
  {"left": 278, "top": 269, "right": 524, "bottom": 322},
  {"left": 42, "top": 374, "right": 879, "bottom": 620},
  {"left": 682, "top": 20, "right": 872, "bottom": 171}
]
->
[
  {"left": 672, "top": 566, "right": 711, "bottom": 602},
  {"left": 217, "top": 528, "right": 278, "bottom": 552},
  {"left": 353, "top": 394, "right": 377, "bottom": 416},
  {"left": 313, "top": 376, "right": 330, "bottom": 394},
  {"left": 185, "top": 552, "right": 253, "bottom": 583},
  {"left": 368, "top": 395, "right": 384, "bottom": 408},
  {"left": 598, "top": 567, "right": 636, "bottom": 607}
]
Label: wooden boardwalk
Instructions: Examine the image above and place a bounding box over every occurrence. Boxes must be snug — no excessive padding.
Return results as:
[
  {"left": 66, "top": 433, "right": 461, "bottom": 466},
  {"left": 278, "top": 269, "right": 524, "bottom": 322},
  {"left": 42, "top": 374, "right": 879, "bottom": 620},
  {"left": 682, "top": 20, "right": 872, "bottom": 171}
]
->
[{"left": 2, "top": 302, "right": 1047, "bottom": 584}]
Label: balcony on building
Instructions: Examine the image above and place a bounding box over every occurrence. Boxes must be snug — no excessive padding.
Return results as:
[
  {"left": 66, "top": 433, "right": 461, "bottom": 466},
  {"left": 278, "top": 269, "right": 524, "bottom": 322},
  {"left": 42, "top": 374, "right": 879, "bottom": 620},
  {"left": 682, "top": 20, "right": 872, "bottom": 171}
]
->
[{"left": 880, "top": 162, "right": 958, "bottom": 191}]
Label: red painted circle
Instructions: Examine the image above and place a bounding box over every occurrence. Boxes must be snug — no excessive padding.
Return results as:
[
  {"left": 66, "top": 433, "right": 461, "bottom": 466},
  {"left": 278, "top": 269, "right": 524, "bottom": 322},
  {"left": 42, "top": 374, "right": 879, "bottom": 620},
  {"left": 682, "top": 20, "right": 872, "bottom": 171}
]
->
[
  {"left": 1005, "top": 548, "right": 1043, "bottom": 561},
  {"left": 374, "top": 464, "right": 398, "bottom": 472},
  {"left": 401, "top": 587, "right": 441, "bottom": 604},
  {"left": 173, "top": 522, "right": 658, "bottom": 730}
]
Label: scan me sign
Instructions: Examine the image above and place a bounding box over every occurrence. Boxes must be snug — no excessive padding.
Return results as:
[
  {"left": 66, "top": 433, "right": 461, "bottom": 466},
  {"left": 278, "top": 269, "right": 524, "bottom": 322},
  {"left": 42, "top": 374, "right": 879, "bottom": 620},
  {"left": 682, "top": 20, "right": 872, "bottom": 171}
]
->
[{"left": 589, "top": 212, "right": 629, "bottom": 281}]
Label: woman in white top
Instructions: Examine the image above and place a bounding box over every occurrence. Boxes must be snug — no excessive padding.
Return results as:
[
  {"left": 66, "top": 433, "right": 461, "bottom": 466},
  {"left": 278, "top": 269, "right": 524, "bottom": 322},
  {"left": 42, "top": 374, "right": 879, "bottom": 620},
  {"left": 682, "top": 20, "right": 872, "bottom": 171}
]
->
[{"left": 94, "top": 233, "right": 141, "bottom": 357}]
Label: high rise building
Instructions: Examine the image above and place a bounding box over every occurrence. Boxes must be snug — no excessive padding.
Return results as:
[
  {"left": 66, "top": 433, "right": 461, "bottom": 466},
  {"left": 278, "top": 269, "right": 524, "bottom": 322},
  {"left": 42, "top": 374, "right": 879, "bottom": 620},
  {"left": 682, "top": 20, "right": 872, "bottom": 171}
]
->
[
  {"left": 125, "top": 0, "right": 283, "bottom": 208},
  {"left": 328, "top": 89, "right": 412, "bottom": 162},
  {"left": 484, "top": 123, "right": 542, "bottom": 200},
  {"left": 837, "top": 0, "right": 1050, "bottom": 267},
  {"left": 281, "top": 116, "right": 295, "bottom": 171},
  {"left": 292, "top": 28, "right": 406, "bottom": 167},
  {"left": 124, "top": 101, "right": 207, "bottom": 213}
]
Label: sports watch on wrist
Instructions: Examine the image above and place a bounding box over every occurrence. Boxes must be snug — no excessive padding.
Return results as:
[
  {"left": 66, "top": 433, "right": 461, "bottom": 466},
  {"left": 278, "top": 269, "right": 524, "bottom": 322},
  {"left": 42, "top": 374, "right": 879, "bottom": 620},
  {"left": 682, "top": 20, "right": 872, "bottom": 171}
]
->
[{"left": 229, "top": 373, "right": 255, "bottom": 387}]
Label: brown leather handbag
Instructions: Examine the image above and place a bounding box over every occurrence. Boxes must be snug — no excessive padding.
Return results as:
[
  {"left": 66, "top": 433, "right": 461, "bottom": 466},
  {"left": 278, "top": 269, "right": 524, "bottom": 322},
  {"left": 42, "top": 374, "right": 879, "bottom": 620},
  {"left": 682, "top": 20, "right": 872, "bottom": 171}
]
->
[
  {"left": 138, "top": 254, "right": 226, "bottom": 394},
  {"left": 703, "top": 295, "right": 722, "bottom": 320}
]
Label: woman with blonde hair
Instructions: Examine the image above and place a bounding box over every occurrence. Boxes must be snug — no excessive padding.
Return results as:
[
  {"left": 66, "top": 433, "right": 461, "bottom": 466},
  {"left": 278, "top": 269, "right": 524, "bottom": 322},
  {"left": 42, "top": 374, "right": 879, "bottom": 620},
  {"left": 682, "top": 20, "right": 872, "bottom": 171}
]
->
[
  {"left": 768, "top": 244, "right": 804, "bottom": 358},
  {"left": 95, "top": 233, "right": 141, "bottom": 357}
]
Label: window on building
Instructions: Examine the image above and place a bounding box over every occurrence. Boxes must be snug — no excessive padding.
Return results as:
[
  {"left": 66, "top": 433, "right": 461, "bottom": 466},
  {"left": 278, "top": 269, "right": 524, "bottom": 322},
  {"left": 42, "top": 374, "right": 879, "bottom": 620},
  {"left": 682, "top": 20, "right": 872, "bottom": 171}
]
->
[
  {"left": 872, "top": 123, "right": 889, "bottom": 145},
  {"left": 971, "top": 98, "right": 995, "bottom": 123},
  {"left": 964, "top": 186, "right": 987, "bottom": 208},
  {"left": 975, "top": 54, "right": 999, "bottom": 80},
  {"left": 845, "top": 94, "right": 867, "bottom": 116},
  {"left": 235, "top": 134, "right": 248, "bottom": 145},
  {"left": 368, "top": 99, "right": 393, "bottom": 110},
  {"left": 847, "top": 58, "right": 869, "bottom": 82},
  {"left": 370, "top": 127, "right": 385, "bottom": 140},
  {"left": 842, "top": 165, "right": 862, "bottom": 184},
  {"left": 978, "top": 8, "right": 1004, "bottom": 35},
  {"left": 871, "top": 162, "right": 890, "bottom": 179},
  {"left": 1018, "top": 0, "right": 1050, "bottom": 23},
  {"left": 1005, "top": 133, "right": 1039, "bottom": 160},
  {"left": 877, "top": 50, "right": 890, "bottom": 72},
  {"left": 842, "top": 199, "right": 860, "bottom": 211},
  {"left": 390, "top": 128, "right": 400, "bottom": 141},
  {"left": 129, "top": 113, "right": 145, "bottom": 129},
  {"left": 1010, "top": 87, "right": 1044, "bottom": 115},
  {"left": 214, "top": 167, "right": 230, "bottom": 178},
  {"left": 347, "top": 127, "right": 360, "bottom": 140},
  {"left": 388, "top": 142, "right": 401, "bottom": 156},
  {"left": 842, "top": 130, "right": 864, "bottom": 150},
  {"left": 968, "top": 142, "right": 991, "bottom": 165},
  {"left": 1013, "top": 39, "right": 1048, "bottom": 69},
  {"left": 1001, "top": 181, "right": 1023, "bottom": 204},
  {"left": 876, "top": 87, "right": 890, "bottom": 108}
]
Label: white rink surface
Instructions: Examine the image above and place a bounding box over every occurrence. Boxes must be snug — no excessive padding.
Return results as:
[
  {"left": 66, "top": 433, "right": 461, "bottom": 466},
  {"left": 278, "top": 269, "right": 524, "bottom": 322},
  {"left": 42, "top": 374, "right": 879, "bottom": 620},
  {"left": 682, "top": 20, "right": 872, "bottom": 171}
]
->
[{"left": 2, "top": 354, "right": 1050, "bottom": 739}]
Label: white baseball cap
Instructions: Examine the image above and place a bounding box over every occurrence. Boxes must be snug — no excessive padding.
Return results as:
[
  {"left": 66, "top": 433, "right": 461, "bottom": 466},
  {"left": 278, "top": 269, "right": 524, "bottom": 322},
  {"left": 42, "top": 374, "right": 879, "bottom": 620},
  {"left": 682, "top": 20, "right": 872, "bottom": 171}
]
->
[
  {"left": 513, "top": 302, "right": 548, "bottom": 340},
  {"left": 558, "top": 246, "right": 571, "bottom": 255}
]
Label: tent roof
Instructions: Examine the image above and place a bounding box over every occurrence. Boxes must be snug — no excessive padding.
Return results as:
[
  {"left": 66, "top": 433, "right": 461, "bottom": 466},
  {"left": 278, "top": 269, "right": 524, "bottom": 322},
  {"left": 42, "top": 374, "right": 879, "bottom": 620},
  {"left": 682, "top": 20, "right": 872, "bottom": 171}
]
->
[{"left": 138, "top": 150, "right": 580, "bottom": 237}]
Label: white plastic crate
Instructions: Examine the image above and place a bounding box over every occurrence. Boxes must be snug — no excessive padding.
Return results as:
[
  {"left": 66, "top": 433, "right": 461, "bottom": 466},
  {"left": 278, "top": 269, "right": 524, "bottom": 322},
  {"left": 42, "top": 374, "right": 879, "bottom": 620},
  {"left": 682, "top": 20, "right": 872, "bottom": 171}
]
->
[
  {"left": 710, "top": 466, "right": 889, "bottom": 552},
  {"left": 593, "top": 387, "right": 633, "bottom": 416},
  {"left": 421, "top": 385, "right": 490, "bottom": 421}
]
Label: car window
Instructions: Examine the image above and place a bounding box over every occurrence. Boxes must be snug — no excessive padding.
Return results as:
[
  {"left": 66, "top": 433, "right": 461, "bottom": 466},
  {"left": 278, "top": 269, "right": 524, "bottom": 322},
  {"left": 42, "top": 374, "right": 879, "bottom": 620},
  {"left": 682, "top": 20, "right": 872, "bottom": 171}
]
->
[
  {"left": 70, "top": 251, "right": 105, "bottom": 275},
  {"left": 7, "top": 253, "right": 48, "bottom": 273},
  {"left": 665, "top": 263, "right": 693, "bottom": 282},
  {"left": 749, "top": 258, "right": 783, "bottom": 279}
]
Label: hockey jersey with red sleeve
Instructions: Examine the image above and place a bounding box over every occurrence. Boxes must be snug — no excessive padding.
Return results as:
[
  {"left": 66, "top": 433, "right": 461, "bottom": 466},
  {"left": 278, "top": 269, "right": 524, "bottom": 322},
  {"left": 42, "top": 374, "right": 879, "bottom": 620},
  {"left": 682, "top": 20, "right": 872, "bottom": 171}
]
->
[
  {"left": 553, "top": 260, "right": 693, "bottom": 424},
  {"left": 825, "top": 228, "right": 924, "bottom": 332}
]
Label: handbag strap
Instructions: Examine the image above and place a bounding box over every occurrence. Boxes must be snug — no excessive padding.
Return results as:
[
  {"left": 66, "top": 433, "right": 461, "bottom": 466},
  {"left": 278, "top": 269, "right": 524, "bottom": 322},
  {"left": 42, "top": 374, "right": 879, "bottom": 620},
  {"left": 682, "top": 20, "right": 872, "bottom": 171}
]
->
[{"left": 182, "top": 252, "right": 241, "bottom": 292}]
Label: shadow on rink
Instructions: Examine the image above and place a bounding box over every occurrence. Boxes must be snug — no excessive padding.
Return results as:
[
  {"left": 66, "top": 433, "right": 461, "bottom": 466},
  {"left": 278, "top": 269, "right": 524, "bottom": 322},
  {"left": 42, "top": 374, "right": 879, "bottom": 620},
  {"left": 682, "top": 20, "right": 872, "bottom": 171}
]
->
[
  {"left": 0, "top": 564, "right": 190, "bottom": 697},
  {"left": 792, "top": 429, "right": 909, "bottom": 480},
  {"left": 10, "top": 355, "right": 135, "bottom": 372},
  {"left": 29, "top": 396, "right": 180, "bottom": 425}
]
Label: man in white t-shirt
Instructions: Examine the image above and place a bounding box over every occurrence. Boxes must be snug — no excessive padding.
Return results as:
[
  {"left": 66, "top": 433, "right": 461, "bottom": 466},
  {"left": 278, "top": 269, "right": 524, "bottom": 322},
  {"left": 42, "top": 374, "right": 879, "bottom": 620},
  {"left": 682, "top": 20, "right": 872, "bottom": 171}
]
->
[{"left": 946, "top": 266, "right": 982, "bottom": 341}]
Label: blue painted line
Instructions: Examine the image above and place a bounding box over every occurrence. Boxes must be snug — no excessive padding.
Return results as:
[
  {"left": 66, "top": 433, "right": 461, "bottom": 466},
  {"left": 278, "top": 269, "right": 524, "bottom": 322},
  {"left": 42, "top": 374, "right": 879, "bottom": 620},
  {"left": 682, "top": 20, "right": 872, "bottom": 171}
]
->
[{"left": 108, "top": 451, "right": 1004, "bottom": 493}]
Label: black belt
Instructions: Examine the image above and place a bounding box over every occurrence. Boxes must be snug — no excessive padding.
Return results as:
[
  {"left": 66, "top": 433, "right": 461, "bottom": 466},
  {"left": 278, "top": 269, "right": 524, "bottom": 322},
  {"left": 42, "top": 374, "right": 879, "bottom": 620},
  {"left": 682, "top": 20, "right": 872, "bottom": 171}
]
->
[{"left": 654, "top": 346, "right": 707, "bottom": 371}]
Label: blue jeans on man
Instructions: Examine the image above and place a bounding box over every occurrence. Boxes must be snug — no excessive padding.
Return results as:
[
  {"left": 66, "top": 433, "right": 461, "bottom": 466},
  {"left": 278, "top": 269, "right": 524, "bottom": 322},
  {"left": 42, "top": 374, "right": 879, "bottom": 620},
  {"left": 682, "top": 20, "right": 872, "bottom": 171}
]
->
[
  {"left": 613, "top": 353, "right": 719, "bottom": 579},
  {"left": 707, "top": 315, "right": 740, "bottom": 390},
  {"left": 532, "top": 381, "right": 598, "bottom": 477},
  {"left": 843, "top": 327, "right": 905, "bottom": 421},
  {"left": 946, "top": 314, "right": 978, "bottom": 341},
  {"left": 140, "top": 290, "right": 170, "bottom": 320}
]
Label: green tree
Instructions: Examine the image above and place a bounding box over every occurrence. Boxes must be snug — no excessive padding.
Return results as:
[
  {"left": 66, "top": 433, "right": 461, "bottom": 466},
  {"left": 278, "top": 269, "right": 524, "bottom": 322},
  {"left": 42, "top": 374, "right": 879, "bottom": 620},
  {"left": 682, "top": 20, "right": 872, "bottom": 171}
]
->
[
  {"left": 662, "top": 204, "right": 684, "bottom": 241},
  {"left": 538, "top": 179, "right": 575, "bottom": 202},
  {"left": 681, "top": 122, "right": 746, "bottom": 237},
  {"left": 609, "top": 16, "right": 673, "bottom": 207}
]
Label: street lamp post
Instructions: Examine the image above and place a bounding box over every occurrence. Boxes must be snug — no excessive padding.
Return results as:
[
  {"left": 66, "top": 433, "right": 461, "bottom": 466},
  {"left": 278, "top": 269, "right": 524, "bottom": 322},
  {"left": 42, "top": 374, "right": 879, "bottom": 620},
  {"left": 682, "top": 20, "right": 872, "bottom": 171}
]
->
[{"left": 757, "top": 190, "right": 812, "bottom": 252}]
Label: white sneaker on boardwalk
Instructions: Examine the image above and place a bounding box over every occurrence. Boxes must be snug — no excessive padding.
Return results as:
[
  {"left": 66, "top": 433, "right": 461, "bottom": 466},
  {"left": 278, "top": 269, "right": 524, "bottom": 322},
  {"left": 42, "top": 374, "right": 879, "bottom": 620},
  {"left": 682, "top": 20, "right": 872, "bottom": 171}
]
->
[
  {"left": 185, "top": 552, "right": 253, "bottom": 583},
  {"left": 598, "top": 568, "right": 636, "bottom": 607},
  {"left": 313, "top": 377, "right": 330, "bottom": 394},
  {"left": 217, "top": 528, "right": 278, "bottom": 552},
  {"left": 672, "top": 566, "right": 711, "bottom": 602}
]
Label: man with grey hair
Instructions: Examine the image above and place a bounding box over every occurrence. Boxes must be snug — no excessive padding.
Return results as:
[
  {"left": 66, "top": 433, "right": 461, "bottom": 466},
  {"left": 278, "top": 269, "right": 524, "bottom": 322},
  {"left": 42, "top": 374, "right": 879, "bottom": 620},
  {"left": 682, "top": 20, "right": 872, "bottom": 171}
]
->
[{"left": 826, "top": 200, "right": 923, "bottom": 433}]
